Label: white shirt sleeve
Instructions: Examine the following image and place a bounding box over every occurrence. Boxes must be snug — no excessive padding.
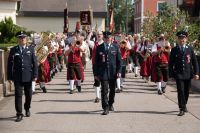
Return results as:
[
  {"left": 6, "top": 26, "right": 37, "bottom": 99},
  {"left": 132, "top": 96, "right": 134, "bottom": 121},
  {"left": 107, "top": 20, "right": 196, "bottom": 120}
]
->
[
  {"left": 87, "top": 40, "right": 95, "bottom": 49},
  {"left": 151, "top": 44, "right": 157, "bottom": 52}
]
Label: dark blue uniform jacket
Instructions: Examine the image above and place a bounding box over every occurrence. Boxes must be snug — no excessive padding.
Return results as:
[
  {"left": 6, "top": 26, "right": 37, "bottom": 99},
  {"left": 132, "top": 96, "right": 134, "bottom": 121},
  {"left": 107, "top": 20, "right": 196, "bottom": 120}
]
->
[
  {"left": 7, "top": 45, "right": 38, "bottom": 82},
  {"left": 169, "top": 45, "right": 199, "bottom": 80},
  {"left": 94, "top": 43, "right": 122, "bottom": 80}
]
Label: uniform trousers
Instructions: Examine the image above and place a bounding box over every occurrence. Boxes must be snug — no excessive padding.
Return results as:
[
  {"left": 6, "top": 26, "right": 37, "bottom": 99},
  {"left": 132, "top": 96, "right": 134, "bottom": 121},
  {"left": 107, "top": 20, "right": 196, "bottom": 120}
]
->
[
  {"left": 14, "top": 81, "right": 32, "bottom": 116},
  {"left": 100, "top": 79, "right": 116, "bottom": 110},
  {"left": 175, "top": 79, "right": 191, "bottom": 110}
]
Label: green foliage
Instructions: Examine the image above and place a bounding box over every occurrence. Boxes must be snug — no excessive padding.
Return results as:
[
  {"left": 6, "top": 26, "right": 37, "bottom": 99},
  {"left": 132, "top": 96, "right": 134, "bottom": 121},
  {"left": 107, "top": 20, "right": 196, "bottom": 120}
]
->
[
  {"left": 112, "top": 0, "right": 133, "bottom": 33},
  {"left": 0, "top": 17, "right": 23, "bottom": 43},
  {"left": 142, "top": 3, "right": 200, "bottom": 49}
]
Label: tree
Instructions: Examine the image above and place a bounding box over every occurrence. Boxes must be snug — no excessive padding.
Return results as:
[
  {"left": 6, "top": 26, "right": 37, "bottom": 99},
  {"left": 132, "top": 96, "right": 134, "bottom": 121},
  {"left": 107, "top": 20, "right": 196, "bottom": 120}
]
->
[
  {"left": 0, "top": 17, "right": 23, "bottom": 43},
  {"left": 142, "top": 4, "right": 189, "bottom": 43},
  {"left": 111, "top": 0, "right": 134, "bottom": 33}
]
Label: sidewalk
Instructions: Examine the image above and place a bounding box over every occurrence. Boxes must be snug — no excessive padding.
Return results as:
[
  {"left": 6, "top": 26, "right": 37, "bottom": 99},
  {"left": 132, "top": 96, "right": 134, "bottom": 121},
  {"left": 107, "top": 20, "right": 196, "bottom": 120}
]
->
[{"left": 0, "top": 61, "right": 200, "bottom": 133}]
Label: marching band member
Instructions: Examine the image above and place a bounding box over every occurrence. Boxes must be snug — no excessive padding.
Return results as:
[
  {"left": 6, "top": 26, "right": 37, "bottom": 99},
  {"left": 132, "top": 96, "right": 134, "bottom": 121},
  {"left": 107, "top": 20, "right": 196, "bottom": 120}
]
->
[
  {"left": 57, "top": 39, "right": 65, "bottom": 72},
  {"left": 65, "top": 37, "right": 85, "bottom": 94},
  {"left": 36, "top": 45, "right": 50, "bottom": 93},
  {"left": 132, "top": 34, "right": 141, "bottom": 77},
  {"left": 139, "top": 39, "right": 153, "bottom": 83},
  {"left": 151, "top": 34, "right": 171, "bottom": 94},
  {"left": 87, "top": 31, "right": 104, "bottom": 103},
  {"left": 30, "top": 33, "right": 41, "bottom": 94},
  {"left": 116, "top": 39, "right": 131, "bottom": 93},
  {"left": 126, "top": 35, "right": 134, "bottom": 73}
]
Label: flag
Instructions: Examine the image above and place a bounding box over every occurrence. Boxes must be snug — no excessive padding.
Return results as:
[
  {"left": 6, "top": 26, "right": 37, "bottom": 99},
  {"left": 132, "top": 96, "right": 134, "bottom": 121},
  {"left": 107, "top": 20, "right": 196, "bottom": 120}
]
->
[
  {"left": 109, "top": 9, "right": 114, "bottom": 32},
  {"left": 64, "top": 7, "right": 69, "bottom": 33}
]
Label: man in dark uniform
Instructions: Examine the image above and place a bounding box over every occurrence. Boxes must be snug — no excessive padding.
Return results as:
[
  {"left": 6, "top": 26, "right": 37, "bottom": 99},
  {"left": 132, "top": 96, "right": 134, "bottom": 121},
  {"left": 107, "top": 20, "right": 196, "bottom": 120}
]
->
[
  {"left": 169, "top": 31, "right": 199, "bottom": 116},
  {"left": 94, "top": 31, "right": 122, "bottom": 115},
  {"left": 7, "top": 31, "right": 38, "bottom": 122}
]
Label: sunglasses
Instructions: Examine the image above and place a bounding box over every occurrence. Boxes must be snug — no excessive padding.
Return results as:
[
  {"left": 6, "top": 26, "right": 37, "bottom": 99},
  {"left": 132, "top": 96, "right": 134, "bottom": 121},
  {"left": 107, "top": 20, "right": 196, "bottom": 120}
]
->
[
  {"left": 18, "top": 36, "right": 26, "bottom": 39},
  {"left": 178, "top": 36, "right": 186, "bottom": 39}
]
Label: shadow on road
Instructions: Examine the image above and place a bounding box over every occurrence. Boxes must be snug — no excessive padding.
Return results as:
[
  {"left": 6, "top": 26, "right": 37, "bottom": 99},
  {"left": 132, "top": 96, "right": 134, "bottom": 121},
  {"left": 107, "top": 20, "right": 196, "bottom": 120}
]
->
[
  {"left": 33, "top": 99, "right": 94, "bottom": 103},
  {"left": 0, "top": 116, "right": 16, "bottom": 122},
  {"left": 36, "top": 110, "right": 102, "bottom": 115},
  {"left": 114, "top": 110, "right": 178, "bottom": 115}
]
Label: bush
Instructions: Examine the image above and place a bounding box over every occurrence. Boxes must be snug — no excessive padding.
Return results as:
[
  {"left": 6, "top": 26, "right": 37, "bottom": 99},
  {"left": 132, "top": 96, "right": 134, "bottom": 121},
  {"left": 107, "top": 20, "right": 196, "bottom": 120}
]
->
[{"left": 0, "top": 17, "right": 24, "bottom": 44}]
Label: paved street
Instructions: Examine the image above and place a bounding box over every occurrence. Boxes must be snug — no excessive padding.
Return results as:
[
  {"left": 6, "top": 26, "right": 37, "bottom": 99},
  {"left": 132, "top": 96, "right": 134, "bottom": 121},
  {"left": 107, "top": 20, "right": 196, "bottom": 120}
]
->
[{"left": 0, "top": 61, "right": 200, "bottom": 133}]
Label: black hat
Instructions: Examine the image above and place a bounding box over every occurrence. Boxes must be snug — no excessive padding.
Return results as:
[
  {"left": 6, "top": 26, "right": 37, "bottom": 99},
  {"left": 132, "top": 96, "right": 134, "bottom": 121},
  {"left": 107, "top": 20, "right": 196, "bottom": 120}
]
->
[
  {"left": 16, "top": 31, "right": 27, "bottom": 38},
  {"left": 176, "top": 31, "right": 188, "bottom": 38},
  {"left": 103, "top": 31, "right": 112, "bottom": 38}
]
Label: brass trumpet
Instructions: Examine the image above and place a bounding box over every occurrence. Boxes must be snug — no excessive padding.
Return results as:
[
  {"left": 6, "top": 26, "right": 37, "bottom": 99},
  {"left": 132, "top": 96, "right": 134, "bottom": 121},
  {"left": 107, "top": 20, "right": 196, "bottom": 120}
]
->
[{"left": 75, "top": 40, "right": 82, "bottom": 47}]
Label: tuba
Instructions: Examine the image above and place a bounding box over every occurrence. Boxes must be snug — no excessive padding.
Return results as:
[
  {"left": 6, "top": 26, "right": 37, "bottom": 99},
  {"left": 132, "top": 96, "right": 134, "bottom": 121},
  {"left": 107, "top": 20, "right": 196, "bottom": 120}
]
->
[{"left": 35, "top": 32, "right": 51, "bottom": 64}]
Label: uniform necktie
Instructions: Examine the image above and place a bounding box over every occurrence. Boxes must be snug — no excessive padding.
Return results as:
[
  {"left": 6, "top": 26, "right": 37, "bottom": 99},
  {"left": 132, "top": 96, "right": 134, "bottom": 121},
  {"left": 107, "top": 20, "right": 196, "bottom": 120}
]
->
[
  {"left": 105, "top": 44, "right": 109, "bottom": 53},
  {"left": 181, "top": 46, "right": 184, "bottom": 53},
  {"left": 21, "top": 46, "right": 24, "bottom": 53}
]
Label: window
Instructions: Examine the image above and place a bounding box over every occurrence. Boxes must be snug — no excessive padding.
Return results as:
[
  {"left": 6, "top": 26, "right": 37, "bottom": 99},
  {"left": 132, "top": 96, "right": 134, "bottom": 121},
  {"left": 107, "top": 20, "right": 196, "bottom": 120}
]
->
[
  {"left": 157, "top": 1, "right": 167, "bottom": 12},
  {"left": 17, "top": 1, "right": 21, "bottom": 11}
]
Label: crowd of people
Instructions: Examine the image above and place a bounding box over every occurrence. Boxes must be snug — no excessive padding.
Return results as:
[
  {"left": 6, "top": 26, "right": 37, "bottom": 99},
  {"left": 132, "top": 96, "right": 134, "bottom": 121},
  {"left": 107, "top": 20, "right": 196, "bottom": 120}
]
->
[{"left": 7, "top": 28, "right": 199, "bottom": 122}]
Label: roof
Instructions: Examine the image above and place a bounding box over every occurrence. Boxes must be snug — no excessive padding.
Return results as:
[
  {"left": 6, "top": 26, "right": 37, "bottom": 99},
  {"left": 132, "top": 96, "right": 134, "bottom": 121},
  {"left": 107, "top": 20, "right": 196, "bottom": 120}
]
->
[
  {"left": 18, "top": 0, "right": 107, "bottom": 17},
  {"left": 20, "top": 0, "right": 106, "bottom": 12}
]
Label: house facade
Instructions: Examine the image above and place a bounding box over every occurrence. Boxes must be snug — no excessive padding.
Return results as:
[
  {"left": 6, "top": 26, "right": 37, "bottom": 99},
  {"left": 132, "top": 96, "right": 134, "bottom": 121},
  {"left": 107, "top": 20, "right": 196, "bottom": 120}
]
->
[
  {"left": 134, "top": 0, "right": 184, "bottom": 33},
  {"left": 16, "top": 0, "right": 107, "bottom": 32},
  {"left": 0, "top": 0, "right": 18, "bottom": 24}
]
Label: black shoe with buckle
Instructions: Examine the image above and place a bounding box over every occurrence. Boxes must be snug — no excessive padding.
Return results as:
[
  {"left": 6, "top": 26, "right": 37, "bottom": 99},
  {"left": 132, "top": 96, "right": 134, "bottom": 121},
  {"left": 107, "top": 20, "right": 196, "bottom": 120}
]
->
[
  {"left": 26, "top": 110, "right": 31, "bottom": 117},
  {"left": 158, "top": 90, "right": 163, "bottom": 95},
  {"left": 94, "top": 97, "right": 100, "bottom": 103},
  {"left": 41, "top": 87, "right": 47, "bottom": 93},
  {"left": 15, "top": 115, "right": 23, "bottom": 122},
  {"left": 162, "top": 87, "right": 166, "bottom": 93},
  {"left": 77, "top": 86, "right": 81, "bottom": 92}
]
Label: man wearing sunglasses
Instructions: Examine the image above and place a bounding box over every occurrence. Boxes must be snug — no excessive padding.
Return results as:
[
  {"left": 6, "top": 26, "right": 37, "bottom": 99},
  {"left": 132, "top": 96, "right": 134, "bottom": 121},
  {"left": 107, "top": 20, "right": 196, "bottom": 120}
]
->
[{"left": 7, "top": 31, "right": 38, "bottom": 122}]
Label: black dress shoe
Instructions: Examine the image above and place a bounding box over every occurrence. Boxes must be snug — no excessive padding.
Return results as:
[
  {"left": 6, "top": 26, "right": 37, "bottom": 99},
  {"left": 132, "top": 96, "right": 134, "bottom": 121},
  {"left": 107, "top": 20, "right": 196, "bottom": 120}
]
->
[
  {"left": 178, "top": 110, "right": 185, "bottom": 116},
  {"left": 77, "top": 86, "right": 81, "bottom": 92},
  {"left": 116, "top": 89, "right": 121, "bottom": 93},
  {"left": 15, "top": 115, "right": 23, "bottom": 122},
  {"left": 69, "top": 90, "right": 74, "bottom": 94},
  {"left": 41, "top": 87, "right": 47, "bottom": 93},
  {"left": 94, "top": 97, "right": 100, "bottom": 103},
  {"left": 26, "top": 110, "right": 31, "bottom": 117},
  {"left": 158, "top": 90, "right": 163, "bottom": 95},
  {"left": 162, "top": 87, "right": 166, "bottom": 93},
  {"left": 102, "top": 109, "right": 109, "bottom": 115},
  {"left": 109, "top": 105, "right": 114, "bottom": 111}
]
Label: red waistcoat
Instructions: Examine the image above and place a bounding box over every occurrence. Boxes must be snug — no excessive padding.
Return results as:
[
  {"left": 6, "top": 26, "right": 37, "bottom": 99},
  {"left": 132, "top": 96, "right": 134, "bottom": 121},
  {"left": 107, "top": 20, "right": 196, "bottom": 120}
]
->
[{"left": 68, "top": 47, "right": 81, "bottom": 63}]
